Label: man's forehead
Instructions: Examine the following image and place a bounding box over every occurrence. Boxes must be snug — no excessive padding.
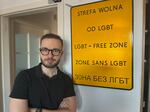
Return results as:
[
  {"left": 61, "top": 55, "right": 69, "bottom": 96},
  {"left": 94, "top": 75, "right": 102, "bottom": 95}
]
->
[
  {"left": 41, "top": 38, "right": 61, "bottom": 44},
  {"left": 41, "top": 38, "right": 62, "bottom": 48}
]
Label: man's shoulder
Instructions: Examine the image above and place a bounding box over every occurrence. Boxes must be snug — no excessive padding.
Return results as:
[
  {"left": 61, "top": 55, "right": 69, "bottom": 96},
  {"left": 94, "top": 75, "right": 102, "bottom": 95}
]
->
[
  {"left": 26, "top": 64, "right": 40, "bottom": 72},
  {"left": 58, "top": 69, "right": 72, "bottom": 80},
  {"left": 18, "top": 64, "right": 41, "bottom": 77}
]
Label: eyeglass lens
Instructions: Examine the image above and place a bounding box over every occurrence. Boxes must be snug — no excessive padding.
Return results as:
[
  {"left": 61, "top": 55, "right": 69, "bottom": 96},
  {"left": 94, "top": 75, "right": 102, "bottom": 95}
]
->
[{"left": 40, "top": 47, "right": 61, "bottom": 56}]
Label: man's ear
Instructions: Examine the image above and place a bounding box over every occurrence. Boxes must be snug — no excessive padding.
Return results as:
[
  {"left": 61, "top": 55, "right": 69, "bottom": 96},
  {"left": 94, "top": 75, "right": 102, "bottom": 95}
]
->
[{"left": 61, "top": 50, "right": 64, "bottom": 56}]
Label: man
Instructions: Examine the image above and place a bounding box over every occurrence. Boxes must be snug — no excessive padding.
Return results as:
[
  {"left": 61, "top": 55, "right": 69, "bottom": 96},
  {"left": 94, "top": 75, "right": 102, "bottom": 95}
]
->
[{"left": 9, "top": 33, "right": 76, "bottom": 112}]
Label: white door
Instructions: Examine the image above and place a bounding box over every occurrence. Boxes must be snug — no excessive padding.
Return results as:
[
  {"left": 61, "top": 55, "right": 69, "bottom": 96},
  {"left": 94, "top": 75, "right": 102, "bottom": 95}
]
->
[{"left": 15, "top": 32, "right": 40, "bottom": 75}]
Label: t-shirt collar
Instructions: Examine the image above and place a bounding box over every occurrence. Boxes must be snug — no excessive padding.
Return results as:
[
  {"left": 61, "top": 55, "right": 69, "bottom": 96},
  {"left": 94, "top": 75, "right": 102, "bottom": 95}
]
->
[{"left": 36, "top": 63, "right": 60, "bottom": 78}]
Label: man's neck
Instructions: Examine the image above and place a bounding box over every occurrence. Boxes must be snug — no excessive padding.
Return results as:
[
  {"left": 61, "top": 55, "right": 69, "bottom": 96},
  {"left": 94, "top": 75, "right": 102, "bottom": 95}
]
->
[{"left": 41, "top": 65, "right": 57, "bottom": 78}]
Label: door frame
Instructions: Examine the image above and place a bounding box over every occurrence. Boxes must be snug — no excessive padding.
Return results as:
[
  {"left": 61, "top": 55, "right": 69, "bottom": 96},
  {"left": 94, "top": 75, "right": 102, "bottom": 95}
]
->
[
  {"left": 0, "top": 2, "right": 64, "bottom": 112},
  {"left": 0, "top": 15, "right": 3, "bottom": 112},
  {"left": 143, "top": 1, "right": 150, "bottom": 112}
]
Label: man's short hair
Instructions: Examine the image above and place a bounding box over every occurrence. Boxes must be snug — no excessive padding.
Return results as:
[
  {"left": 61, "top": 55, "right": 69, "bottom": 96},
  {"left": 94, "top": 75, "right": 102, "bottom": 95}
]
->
[{"left": 40, "top": 33, "right": 63, "bottom": 46}]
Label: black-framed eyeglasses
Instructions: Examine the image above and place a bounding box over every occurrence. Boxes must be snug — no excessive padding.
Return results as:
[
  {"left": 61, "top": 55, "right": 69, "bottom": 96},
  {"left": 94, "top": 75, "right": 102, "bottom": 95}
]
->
[{"left": 40, "top": 47, "right": 62, "bottom": 56}]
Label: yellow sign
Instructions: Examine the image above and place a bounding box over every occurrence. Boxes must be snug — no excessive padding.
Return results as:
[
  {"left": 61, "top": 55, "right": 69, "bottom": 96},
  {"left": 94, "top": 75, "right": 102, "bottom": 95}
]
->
[{"left": 71, "top": 0, "right": 133, "bottom": 90}]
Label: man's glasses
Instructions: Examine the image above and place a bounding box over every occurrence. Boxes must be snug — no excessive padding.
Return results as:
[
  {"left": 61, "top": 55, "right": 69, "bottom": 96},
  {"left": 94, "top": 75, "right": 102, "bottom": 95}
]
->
[{"left": 40, "top": 47, "right": 62, "bottom": 56}]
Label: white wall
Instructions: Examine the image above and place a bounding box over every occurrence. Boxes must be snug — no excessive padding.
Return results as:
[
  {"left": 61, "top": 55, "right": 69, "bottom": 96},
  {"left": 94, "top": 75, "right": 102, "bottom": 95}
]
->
[
  {"left": 0, "top": 0, "right": 53, "bottom": 15},
  {"left": 63, "top": 0, "right": 145, "bottom": 112},
  {"left": 0, "top": 0, "right": 43, "bottom": 9}
]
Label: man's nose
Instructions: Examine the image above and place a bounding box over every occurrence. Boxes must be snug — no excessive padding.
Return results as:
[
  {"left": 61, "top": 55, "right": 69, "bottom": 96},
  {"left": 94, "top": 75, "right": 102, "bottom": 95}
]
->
[{"left": 48, "top": 51, "right": 54, "bottom": 57}]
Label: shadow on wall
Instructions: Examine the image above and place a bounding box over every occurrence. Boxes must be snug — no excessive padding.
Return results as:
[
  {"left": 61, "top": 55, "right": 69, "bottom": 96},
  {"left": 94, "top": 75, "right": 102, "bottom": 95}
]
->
[{"left": 75, "top": 86, "right": 82, "bottom": 110}]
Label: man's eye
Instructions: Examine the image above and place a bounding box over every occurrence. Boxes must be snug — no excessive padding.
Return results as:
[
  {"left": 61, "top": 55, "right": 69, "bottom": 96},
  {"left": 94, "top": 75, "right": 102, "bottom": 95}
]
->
[
  {"left": 41, "top": 48, "right": 49, "bottom": 51},
  {"left": 53, "top": 49, "right": 61, "bottom": 52},
  {"left": 44, "top": 48, "right": 49, "bottom": 51},
  {"left": 53, "top": 49, "right": 59, "bottom": 52}
]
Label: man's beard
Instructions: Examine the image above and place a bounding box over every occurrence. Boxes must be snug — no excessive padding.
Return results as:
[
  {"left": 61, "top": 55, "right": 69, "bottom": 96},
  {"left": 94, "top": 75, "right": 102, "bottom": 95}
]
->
[{"left": 41, "top": 58, "right": 60, "bottom": 68}]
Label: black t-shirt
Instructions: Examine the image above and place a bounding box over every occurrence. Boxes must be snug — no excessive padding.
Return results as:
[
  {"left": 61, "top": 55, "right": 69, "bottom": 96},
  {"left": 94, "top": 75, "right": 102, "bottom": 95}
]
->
[{"left": 10, "top": 64, "right": 75, "bottom": 109}]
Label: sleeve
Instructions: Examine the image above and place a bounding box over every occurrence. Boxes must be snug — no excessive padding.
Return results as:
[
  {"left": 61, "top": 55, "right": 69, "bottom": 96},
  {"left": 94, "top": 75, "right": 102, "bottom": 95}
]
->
[
  {"left": 9, "top": 71, "right": 29, "bottom": 99},
  {"left": 64, "top": 75, "right": 76, "bottom": 98}
]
